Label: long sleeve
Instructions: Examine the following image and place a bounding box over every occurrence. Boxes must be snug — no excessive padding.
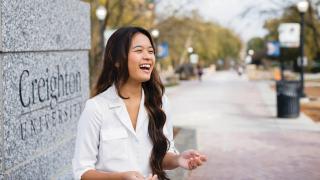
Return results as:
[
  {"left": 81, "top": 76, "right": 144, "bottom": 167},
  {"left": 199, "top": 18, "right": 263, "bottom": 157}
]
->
[
  {"left": 163, "top": 95, "right": 179, "bottom": 154},
  {"left": 72, "top": 99, "right": 103, "bottom": 180}
]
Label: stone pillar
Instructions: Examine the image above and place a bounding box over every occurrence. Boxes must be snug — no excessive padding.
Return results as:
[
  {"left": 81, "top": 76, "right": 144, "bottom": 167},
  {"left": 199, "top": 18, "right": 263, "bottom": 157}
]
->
[{"left": 0, "top": 0, "right": 90, "bottom": 179}]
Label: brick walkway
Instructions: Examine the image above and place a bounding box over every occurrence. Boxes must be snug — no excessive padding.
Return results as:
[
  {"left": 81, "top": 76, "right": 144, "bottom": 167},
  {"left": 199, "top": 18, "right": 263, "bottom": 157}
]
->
[{"left": 166, "top": 71, "right": 320, "bottom": 180}]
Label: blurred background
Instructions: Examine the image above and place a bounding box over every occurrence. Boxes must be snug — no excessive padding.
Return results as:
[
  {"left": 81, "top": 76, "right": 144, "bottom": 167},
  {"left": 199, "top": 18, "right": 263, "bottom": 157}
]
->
[
  {"left": 87, "top": 0, "right": 320, "bottom": 123},
  {"left": 89, "top": 0, "right": 242, "bottom": 88},
  {"left": 88, "top": 0, "right": 320, "bottom": 82}
]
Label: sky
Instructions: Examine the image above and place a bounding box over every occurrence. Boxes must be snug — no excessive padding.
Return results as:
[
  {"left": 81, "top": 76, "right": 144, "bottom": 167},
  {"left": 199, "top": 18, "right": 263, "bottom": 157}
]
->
[{"left": 157, "top": 0, "right": 299, "bottom": 42}]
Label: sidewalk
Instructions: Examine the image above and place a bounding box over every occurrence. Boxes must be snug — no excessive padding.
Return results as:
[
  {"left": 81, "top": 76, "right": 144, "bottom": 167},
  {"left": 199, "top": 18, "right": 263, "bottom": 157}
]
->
[{"left": 166, "top": 71, "right": 320, "bottom": 180}]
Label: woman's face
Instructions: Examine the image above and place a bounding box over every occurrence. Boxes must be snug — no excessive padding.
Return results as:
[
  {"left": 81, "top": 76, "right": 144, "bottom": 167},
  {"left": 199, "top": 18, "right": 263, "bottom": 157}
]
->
[{"left": 127, "top": 33, "right": 155, "bottom": 83}]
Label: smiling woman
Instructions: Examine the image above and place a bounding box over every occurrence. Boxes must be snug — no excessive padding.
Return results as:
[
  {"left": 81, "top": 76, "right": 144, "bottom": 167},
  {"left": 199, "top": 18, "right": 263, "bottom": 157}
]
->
[
  {"left": 72, "top": 27, "right": 207, "bottom": 180},
  {"left": 127, "top": 33, "right": 155, "bottom": 83}
]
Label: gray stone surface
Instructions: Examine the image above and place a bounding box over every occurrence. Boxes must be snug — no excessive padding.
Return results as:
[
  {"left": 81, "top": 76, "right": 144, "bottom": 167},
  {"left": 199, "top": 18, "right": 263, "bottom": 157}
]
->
[
  {"left": 0, "top": 0, "right": 90, "bottom": 178},
  {"left": 0, "top": 0, "right": 90, "bottom": 52},
  {"left": 167, "top": 128, "right": 197, "bottom": 180},
  {"left": 56, "top": 170, "right": 74, "bottom": 180},
  {"left": 2, "top": 137, "right": 75, "bottom": 179},
  {"left": 0, "top": 58, "right": 3, "bottom": 172},
  {"left": 0, "top": 51, "right": 89, "bottom": 173}
]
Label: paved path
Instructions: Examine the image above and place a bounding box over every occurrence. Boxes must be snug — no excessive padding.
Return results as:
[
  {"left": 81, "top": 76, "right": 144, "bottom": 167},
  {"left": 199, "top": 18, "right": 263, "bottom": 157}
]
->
[{"left": 166, "top": 70, "right": 320, "bottom": 180}]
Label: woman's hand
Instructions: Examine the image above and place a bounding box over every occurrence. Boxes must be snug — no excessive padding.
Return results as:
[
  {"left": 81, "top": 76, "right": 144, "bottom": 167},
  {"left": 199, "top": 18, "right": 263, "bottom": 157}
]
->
[{"left": 177, "top": 149, "right": 207, "bottom": 170}]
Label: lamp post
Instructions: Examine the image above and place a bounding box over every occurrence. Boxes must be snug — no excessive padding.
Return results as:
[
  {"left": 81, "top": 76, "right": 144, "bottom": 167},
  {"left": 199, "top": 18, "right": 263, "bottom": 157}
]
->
[
  {"left": 187, "top": 47, "right": 193, "bottom": 63},
  {"left": 151, "top": 29, "right": 160, "bottom": 57},
  {"left": 297, "top": 0, "right": 309, "bottom": 97},
  {"left": 96, "top": 6, "right": 107, "bottom": 56},
  {"left": 151, "top": 29, "right": 160, "bottom": 71},
  {"left": 187, "top": 47, "right": 193, "bottom": 54}
]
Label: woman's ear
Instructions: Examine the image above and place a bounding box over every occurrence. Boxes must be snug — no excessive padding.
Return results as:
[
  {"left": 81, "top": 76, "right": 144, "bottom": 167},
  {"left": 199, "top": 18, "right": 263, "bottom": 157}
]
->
[{"left": 115, "top": 62, "right": 120, "bottom": 68}]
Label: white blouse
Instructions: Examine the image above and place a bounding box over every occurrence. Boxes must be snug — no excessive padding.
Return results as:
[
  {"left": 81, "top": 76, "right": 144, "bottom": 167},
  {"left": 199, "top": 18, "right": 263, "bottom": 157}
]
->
[{"left": 72, "top": 85, "right": 177, "bottom": 179}]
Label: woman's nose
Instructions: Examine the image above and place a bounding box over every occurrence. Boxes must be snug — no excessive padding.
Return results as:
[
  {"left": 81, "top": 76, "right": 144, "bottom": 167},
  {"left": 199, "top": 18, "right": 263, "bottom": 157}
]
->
[{"left": 143, "top": 51, "right": 154, "bottom": 60}]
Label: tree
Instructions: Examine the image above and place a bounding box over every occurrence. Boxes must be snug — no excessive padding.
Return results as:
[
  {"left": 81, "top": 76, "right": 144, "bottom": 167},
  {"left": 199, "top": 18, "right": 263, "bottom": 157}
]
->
[
  {"left": 241, "top": 0, "right": 320, "bottom": 71},
  {"left": 88, "top": 0, "right": 198, "bottom": 91},
  {"left": 247, "top": 37, "right": 265, "bottom": 52},
  {"left": 156, "top": 11, "right": 242, "bottom": 68},
  {"left": 89, "top": 0, "right": 242, "bottom": 90},
  {"left": 246, "top": 37, "right": 266, "bottom": 65},
  {"left": 89, "top": 0, "right": 156, "bottom": 90},
  {"left": 263, "top": 4, "right": 320, "bottom": 71}
]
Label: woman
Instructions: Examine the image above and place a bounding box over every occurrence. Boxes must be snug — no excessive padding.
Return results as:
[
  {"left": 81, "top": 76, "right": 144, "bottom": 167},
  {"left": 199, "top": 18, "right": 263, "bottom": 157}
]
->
[
  {"left": 196, "top": 63, "right": 203, "bottom": 81},
  {"left": 72, "top": 27, "right": 207, "bottom": 180}
]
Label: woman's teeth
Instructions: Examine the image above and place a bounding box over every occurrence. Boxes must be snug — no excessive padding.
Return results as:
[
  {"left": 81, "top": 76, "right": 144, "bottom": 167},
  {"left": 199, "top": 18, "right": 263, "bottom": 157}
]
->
[{"left": 139, "top": 64, "right": 151, "bottom": 70}]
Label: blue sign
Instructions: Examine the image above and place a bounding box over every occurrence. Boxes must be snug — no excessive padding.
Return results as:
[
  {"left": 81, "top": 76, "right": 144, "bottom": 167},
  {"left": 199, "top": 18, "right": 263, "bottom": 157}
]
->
[
  {"left": 157, "top": 42, "right": 169, "bottom": 59},
  {"left": 267, "top": 41, "right": 280, "bottom": 57}
]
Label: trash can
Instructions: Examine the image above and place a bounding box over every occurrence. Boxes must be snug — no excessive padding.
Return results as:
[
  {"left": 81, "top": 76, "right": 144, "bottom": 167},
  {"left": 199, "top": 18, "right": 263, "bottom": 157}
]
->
[{"left": 276, "top": 80, "right": 300, "bottom": 118}]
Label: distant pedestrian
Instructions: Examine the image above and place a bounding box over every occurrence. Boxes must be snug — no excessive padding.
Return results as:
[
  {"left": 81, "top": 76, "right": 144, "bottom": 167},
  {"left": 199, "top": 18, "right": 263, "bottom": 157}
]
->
[
  {"left": 72, "top": 27, "right": 207, "bottom": 180},
  {"left": 196, "top": 63, "right": 203, "bottom": 81},
  {"left": 237, "top": 65, "right": 243, "bottom": 76}
]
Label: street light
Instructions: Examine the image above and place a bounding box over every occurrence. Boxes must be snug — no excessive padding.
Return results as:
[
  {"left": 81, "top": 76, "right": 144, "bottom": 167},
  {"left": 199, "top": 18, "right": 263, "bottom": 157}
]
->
[
  {"left": 96, "top": 6, "right": 107, "bottom": 57},
  {"left": 151, "top": 29, "right": 160, "bottom": 57},
  {"left": 96, "top": 6, "right": 107, "bottom": 20},
  {"left": 248, "top": 49, "right": 254, "bottom": 56},
  {"left": 151, "top": 29, "right": 159, "bottom": 39},
  {"left": 297, "top": 1, "right": 309, "bottom": 13},
  {"left": 151, "top": 29, "right": 161, "bottom": 71},
  {"left": 297, "top": 0, "right": 309, "bottom": 97},
  {"left": 187, "top": 47, "right": 194, "bottom": 64}
]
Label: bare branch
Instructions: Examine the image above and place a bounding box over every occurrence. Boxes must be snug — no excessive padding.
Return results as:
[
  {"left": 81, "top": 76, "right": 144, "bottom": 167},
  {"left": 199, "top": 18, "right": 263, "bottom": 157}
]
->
[
  {"left": 238, "top": 5, "right": 256, "bottom": 18},
  {"left": 156, "top": 0, "right": 194, "bottom": 21},
  {"left": 113, "top": 0, "right": 125, "bottom": 27}
]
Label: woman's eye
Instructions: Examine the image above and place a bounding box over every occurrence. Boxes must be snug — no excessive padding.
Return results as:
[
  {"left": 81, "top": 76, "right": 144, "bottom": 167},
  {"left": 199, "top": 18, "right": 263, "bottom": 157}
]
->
[
  {"left": 149, "top": 50, "right": 154, "bottom": 54},
  {"left": 135, "top": 49, "right": 142, "bottom": 52}
]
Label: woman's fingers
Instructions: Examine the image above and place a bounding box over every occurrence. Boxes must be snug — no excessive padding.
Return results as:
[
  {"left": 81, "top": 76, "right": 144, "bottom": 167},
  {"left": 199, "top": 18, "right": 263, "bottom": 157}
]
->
[
  {"left": 189, "top": 149, "right": 200, "bottom": 157},
  {"left": 188, "top": 156, "right": 207, "bottom": 170},
  {"left": 195, "top": 157, "right": 203, "bottom": 166},
  {"left": 188, "top": 158, "right": 197, "bottom": 169},
  {"left": 200, "top": 155, "right": 208, "bottom": 162},
  {"left": 188, "top": 158, "right": 193, "bottom": 169},
  {"left": 180, "top": 149, "right": 208, "bottom": 170}
]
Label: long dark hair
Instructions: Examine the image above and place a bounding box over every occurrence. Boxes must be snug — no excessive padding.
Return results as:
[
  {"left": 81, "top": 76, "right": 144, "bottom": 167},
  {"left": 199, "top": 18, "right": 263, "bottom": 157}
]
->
[{"left": 93, "top": 27, "right": 170, "bottom": 180}]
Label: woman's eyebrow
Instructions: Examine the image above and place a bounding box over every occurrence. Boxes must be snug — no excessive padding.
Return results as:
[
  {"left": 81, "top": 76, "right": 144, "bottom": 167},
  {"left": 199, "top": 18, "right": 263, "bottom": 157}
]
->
[
  {"left": 132, "top": 45, "right": 143, "bottom": 49},
  {"left": 132, "top": 45, "right": 153, "bottom": 49}
]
